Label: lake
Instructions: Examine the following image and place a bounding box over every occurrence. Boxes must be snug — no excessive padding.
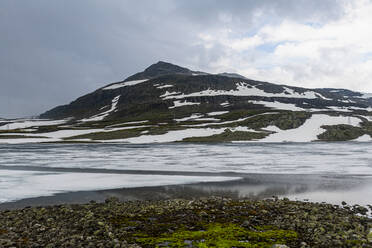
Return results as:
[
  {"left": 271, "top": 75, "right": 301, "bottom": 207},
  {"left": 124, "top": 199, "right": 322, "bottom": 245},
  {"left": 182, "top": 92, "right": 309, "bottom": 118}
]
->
[{"left": 1, "top": 142, "right": 372, "bottom": 207}]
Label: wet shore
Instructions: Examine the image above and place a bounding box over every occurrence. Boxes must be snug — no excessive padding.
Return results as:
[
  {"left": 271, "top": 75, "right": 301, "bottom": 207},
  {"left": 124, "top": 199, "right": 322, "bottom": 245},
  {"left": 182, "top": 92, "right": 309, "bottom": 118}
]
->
[{"left": 2, "top": 172, "right": 372, "bottom": 210}]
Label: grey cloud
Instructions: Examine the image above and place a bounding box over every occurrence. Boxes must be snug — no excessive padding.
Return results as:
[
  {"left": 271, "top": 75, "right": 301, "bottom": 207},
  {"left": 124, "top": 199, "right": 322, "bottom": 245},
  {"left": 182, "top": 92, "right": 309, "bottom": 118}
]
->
[{"left": 0, "top": 0, "right": 346, "bottom": 118}]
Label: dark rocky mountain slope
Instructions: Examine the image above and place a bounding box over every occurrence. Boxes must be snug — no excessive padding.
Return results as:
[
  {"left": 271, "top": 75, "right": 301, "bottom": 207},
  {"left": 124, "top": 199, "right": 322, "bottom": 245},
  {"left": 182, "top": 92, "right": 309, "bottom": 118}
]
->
[{"left": 1, "top": 61, "right": 372, "bottom": 143}]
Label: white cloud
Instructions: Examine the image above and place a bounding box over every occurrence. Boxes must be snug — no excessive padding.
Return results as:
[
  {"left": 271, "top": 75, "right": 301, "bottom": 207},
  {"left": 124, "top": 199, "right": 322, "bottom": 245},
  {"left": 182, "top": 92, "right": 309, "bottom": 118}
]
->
[{"left": 197, "top": 0, "right": 372, "bottom": 93}]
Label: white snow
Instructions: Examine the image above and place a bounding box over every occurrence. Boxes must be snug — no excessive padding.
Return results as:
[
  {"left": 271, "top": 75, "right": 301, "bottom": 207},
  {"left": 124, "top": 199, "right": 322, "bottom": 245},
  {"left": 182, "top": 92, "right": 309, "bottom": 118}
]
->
[
  {"left": 0, "top": 126, "right": 149, "bottom": 144},
  {"left": 220, "top": 101, "right": 230, "bottom": 107},
  {"left": 106, "top": 120, "right": 149, "bottom": 127},
  {"left": 230, "top": 126, "right": 258, "bottom": 132},
  {"left": 0, "top": 119, "right": 67, "bottom": 131},
  {"left": 358, "top": 92, "right": 372, "bottom": 99},
  {"left": 115, "top": 125, "right": 261, "bottom": 144},
  {"left": 81, "top": 95, "right": 121, "bottom": 122},
  {"left": 157, "top": 84, "right": 174, "bottom": 89},
  {"left": 353, "top": 134, "right": 372, "bottom": 142},
  {"left": 207, "top": 111, "right": 229, "bottom": 116},
  {"left": 116, "top": 128, "right": 227, "bottom": 143},
  {"left": 175, "top": 114, "right": 203, "bottom": 122},
  {"left": 0, "top": 169, "right": 240, "bottom": 203},
  {"left": 162, "top": 82, "right": 329, "bottom": 100},
  {"left": 348, "top": 106, "right": 372, "bottom": 112},
  {"left": 0, "top": 138, "right": 60, "bottom": 144},
  {"left": 183, "top": 112, "right": 279, "bottom": 127},
  {"left": 169, "top": 100, "right": 201, "bottom": 109},
  {"left": 160, "top": 91, "right": 182, "bottom": 98},
  {"left": 251, "top": 100, "right": 305, "bottom": 111},
  {"left": 99, "top": 105, "right": 109, "bottom": 110},
  {"left": 194, "top": 118, "right": 220, "bottom": 121},
  {"left": 103, "top": 79, "right": 149, "bottom": 90},
  {"left": 261, "top": 114, "right": 362, "bottom": 142}
]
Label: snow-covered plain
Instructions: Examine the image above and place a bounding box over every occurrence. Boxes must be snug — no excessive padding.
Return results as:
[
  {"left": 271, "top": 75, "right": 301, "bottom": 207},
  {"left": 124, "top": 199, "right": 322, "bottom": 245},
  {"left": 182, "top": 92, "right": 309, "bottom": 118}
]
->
[
  {"left": 116, "top": 126, "right": 260, "bottom": 144},
  {"left": 0, "top": 119, "right": 67, "bottom": 130},
  {"left": 102, "top": 79, "right": 149, "bottom": 90},
  {"left": 0, "top": 126, "right": 151, "bottom": 144},
  {"left": 116, "top": 128, "right": 226, "bottom": 143}
]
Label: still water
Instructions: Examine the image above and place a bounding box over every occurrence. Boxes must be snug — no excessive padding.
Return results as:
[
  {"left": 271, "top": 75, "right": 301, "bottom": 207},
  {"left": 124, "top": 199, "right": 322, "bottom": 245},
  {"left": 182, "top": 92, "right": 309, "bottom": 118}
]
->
[{"left": 0, "top": 142, "right": 372, "bottom": 205}]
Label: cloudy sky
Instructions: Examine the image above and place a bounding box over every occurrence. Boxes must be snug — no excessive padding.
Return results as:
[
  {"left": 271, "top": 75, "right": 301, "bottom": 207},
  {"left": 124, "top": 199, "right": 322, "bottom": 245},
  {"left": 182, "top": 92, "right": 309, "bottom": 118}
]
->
[{"left": 1, "top": 0, "right": 372, "bottom": 118}]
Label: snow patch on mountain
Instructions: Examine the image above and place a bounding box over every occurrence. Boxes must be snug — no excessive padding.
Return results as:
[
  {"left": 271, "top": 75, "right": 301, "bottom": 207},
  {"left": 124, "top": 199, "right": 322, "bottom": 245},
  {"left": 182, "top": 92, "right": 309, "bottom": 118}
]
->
[
  {"left": 160, "top": 91, "right": 181, "bottom": 98},
  {"left": 261, "top": 114, "right": 362, "bottom": 142},
  {"left": 103, "top": 79, "right": 149, "bottom": 90},
  {"left": 81, "top": 95, "right": 121, "bottom": 122},
  {"left": 353, "top": 134, "right": 372, "bottom": 142},
  {"left": 114, "top": 128, "right": 226, "bottom": 143},
  {"left": 163, "top": 82, "right": 329, "bottom": 100},
  {"left": 220, "top": 101, "right": 230, "bottom": 107},
  {"left": 157, "top": 84, "right": 173, "bottom": 89},
  {"left": 169, "top": 100, "right": 200, "bottom": 109},
  {"left": 175, "top": 114, "right": 203, "bottom": 122},
  {"left": 194, "top": 117, "right": 220, "bottom": 122},
  {"left": 114, "top": 126, "right": 259, "bottom": 144},
  {"left": 251, "top": 100, "right": 305, "bottom": 111},
  {"left": 358, "top": 93, "right": 372, "bottom": 99},
  {"left": 207, "top": 111, "right": 229, "bottom": 116}
]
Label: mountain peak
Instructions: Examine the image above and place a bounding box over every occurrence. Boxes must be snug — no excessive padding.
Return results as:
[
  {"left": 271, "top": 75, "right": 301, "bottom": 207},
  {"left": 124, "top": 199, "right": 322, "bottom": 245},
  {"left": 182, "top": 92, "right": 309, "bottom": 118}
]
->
[
  {"left": 143, "top": 61, "right": 192, "bottom": 76},
  {"left": 124, "top": 61, "right": 193, "bottom": 81},
  {"left": 218, "top": 72, "right": 247, "bottom": 80}
]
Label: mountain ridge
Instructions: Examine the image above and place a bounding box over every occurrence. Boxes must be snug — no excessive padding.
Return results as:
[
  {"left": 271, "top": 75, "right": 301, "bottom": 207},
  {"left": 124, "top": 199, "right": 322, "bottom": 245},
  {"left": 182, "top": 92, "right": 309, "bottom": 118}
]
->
[{"left": 1, "top": 61, "right": 372, "bottom": 143}]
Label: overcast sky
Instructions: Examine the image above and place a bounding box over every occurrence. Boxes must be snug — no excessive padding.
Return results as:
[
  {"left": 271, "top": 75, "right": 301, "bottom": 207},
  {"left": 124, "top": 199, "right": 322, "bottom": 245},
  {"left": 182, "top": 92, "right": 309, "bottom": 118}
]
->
[{"left": 1, "top": 0, "right": 372, "bottom": 118}]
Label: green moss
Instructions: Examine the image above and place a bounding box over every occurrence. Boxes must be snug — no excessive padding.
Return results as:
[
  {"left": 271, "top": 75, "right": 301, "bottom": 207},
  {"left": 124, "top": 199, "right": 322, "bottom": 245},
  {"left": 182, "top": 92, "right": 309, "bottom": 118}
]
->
[
  {"left": 317, "top": 124, "right": 365, "bottom": 141},
  {"left": 239, "top": 112, "right": 311, "bottom": 130},
  {"left": 136, "top": 223, "right": 298, "bottom": 248}
]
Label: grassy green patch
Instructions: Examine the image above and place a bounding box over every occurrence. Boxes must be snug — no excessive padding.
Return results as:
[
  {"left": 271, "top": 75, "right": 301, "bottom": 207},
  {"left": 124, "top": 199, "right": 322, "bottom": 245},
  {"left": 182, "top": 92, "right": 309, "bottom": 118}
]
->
[
  {"left": 318, "top": 124, "right": 366, "bottom": 141},
  {"left": 136, "top": 223, "right": 298, "bottom": 248},
  {"left": 240, "top": 112, "right": 311, "bottom": 130}
]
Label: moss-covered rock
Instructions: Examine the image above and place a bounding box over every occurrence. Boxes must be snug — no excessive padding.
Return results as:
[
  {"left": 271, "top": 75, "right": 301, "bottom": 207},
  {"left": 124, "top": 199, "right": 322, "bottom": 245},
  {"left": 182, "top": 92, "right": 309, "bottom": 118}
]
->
[
  {"left": 318, "top": 124, "right": 365, "bottom": 141},
  {"left": 181, "top": 129, "right": 268, "bottom": 142},
  {"left": 0, "top": 198, "right": 371, "bottom": 247}
]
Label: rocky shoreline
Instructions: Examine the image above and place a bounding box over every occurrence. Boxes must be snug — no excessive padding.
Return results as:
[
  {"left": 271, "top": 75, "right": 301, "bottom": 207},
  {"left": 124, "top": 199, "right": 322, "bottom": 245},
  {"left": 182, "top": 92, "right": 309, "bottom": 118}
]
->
[{"left": 0, "top": 197, "right": 372, "bottom": 247}]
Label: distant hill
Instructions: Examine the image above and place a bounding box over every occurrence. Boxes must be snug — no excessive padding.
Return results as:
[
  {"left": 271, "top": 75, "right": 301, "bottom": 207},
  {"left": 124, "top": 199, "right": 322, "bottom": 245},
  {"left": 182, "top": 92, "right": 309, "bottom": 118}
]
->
[{"left": 1, "top": 61, "right": 372, "bottom": 143}]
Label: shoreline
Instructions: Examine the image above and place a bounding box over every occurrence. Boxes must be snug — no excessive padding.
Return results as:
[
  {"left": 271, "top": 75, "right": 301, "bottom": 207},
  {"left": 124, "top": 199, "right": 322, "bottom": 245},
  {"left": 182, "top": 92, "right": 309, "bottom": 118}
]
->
[{"left": 2, "top": 173, "right": 372, "bottom": 210}]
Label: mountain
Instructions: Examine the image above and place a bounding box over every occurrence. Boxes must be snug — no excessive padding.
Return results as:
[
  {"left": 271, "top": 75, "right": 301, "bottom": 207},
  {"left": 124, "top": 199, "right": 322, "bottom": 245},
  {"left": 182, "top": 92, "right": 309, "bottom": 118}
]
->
[
  {"left": 217, "top": 72, "right": 247, "bottom": 79},
  {"left": 1, "top": 61, "right": 372, "bottom": 143}
]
